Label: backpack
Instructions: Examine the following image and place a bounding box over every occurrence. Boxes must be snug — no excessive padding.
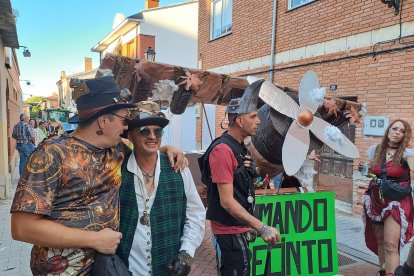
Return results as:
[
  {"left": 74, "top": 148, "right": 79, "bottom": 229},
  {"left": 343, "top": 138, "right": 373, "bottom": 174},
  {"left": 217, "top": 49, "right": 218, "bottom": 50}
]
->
[{"left": 198, "top": 133, "right": 246, "bottom": 187}]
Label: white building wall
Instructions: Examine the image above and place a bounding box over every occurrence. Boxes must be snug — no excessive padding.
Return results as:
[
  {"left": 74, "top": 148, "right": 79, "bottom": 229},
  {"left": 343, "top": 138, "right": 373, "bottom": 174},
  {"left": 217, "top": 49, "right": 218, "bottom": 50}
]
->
[
  {"left": 102, "top": 27, "right": 138, "bottom": 58},
  {"left": 162, "top": 106, "right": 197, "bottom": 152},
  {"left": 58, "top": 70, "right": 96, "bottom": 110},
  {"left": 103, "top": 38, "right": 121, "bottom": 58},
  {"left": 201, "top": 104, "right": 215, "bottom": 150},
  {"left": 140, "top": 2, "right": 198, "bottom": 68}
]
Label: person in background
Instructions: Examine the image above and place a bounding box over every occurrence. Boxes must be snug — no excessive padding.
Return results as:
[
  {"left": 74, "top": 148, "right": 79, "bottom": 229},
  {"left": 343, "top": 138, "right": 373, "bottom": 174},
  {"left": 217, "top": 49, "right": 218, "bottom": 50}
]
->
[
  {"left": 116, "top": 101, "right": 205, "bottom": 276},
  {"left": 363, "top": 119, "right": 414, "bottom": 276},
  {"left": 29, "top": 118, "right": 37, "bottom": 130},
  {"left": 47, "top": 121, "right": 61, "bottom": 139},
  {"left": 10, "top": 74, "right": 186, "bottom": 275},
  {"left": 45, "top": 119, "right": 54, "bottom": 137},
  {"left": 55, "top": 121, "right": 63, "bottom": 136},
  {"left": 199, "top": 80, "right": 280, "bottom": 275},
  {"left": 33, "top": 120, "right": 48, "bottom": 147},
  {"left": 12, "top": 114, "right": 35, "bottom": 175}
]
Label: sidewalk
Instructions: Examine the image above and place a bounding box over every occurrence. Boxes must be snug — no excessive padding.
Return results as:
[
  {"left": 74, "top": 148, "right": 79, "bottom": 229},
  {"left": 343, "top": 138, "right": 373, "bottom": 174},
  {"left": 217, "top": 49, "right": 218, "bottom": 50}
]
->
[
  {"left": 1, "top": 169, "right": 411, "bottom": 276},
  {"left": 0, "top": 198, "right": 31, "bottom": 276},
  {"left": 336, "top": 210, "right": 411, "bottom": 276}
]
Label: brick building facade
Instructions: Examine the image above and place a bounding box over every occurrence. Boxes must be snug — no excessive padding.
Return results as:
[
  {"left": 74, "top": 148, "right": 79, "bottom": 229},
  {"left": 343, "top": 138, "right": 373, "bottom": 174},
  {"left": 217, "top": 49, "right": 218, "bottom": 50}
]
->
[
  {"left": 198, "top": 0, "right": 414, "bottom": 213},
  {"left": 0, "top": 0, "right": 22, "bottom": 199}
]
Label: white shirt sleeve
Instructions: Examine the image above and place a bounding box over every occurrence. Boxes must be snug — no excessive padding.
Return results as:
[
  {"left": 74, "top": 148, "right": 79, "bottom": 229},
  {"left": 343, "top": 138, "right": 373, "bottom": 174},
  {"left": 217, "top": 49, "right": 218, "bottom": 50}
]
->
[
  {"left": 403, "top": 148, "right": 414, "bottom": 160},
  {"left": 179, "top": 168, "right": 206, "bottom": 257},
  {"left": 366, "top": 144, "right": 378, "bottom": 161}
]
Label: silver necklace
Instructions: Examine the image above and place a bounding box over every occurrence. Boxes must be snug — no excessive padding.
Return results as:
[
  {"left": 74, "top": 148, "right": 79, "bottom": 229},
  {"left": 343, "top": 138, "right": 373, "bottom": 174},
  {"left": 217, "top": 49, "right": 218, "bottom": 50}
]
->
[
  {"left": 138, "top": 164, "right": 156, "bottom": 184},
  {"left": 137, "top": 169, "right": 155, "bottom": 227}
]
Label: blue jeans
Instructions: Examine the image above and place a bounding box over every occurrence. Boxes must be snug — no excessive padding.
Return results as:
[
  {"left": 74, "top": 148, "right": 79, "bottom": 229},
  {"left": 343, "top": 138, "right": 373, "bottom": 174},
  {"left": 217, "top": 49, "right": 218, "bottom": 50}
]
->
[
  {"left": 16, "top": 143, "right": 35, "bottom": 175},
  {"left": 212, "top": 234, "right": 222, "bottom": 275}
]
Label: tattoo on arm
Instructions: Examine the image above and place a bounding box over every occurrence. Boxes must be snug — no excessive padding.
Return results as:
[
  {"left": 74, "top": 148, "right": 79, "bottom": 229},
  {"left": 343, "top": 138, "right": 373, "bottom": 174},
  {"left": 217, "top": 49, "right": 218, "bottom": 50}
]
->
[
  {"left": 261, "top": 226, "right": 272, "bottom": 237},
  {"left": 223, "top": 205, "right": 255, "bottom": 226}
]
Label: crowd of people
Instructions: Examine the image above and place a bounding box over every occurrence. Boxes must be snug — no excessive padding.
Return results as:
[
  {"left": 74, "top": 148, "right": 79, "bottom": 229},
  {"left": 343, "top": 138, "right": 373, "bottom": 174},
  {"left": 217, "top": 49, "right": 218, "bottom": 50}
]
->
[
  {"left": 12, "top": 116, "right": 64, "bottom": 175},
  {"left": 9, "top": 72, "right": 414, "bottom": 276}
]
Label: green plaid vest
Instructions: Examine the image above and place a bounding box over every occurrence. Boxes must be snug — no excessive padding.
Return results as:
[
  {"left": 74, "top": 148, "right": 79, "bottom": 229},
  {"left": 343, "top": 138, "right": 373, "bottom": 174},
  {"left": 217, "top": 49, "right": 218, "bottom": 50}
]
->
[{"left": 116, "top": 153, "right": 186, "bottom": 276}]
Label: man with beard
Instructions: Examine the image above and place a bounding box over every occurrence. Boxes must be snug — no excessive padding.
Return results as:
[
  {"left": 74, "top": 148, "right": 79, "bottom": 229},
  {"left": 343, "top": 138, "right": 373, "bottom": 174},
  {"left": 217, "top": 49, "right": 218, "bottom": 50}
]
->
[
  {"left": 10, "top": 74, "right": 185, "bottom": 275},
  {"left": 200, "top": 80, "right": 280, "bottom": 275}
]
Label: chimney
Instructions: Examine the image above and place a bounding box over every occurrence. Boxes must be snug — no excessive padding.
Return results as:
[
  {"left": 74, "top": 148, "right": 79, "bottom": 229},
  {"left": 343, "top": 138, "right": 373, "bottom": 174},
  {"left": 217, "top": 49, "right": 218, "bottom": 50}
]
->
[
  {"left": 84, "top": 57, "right": 92, "bottom": 72},
  {"left": 145, "top": 0, "right": 159, "bottom": 9}
]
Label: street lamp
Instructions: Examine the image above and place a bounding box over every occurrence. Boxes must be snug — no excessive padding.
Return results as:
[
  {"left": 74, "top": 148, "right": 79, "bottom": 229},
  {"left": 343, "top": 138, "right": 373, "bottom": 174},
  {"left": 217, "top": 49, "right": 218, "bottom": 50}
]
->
[
  {"left": 20, "top": 79, "right": 31, "bottom": 85},
  {"left": 144, "top": 47, "right": 156, "bottom": 61},
  {"left": 19, "top": 46, "right": 31, "bottom": 57},
  {"left": 18, "top": 80, "right": 32, "bottom": 113}
]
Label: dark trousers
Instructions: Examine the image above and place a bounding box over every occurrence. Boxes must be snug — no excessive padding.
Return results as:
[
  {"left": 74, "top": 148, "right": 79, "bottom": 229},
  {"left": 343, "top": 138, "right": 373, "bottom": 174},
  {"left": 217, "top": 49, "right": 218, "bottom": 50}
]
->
[{"left": 215, "top": 233, "right": 250, "bottom": 276}]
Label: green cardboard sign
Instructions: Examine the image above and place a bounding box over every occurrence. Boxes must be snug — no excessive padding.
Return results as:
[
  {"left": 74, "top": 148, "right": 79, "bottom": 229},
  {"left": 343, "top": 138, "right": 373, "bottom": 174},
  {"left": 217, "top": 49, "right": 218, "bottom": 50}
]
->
[{"left": 250, "top": 192, "right": 338, "bottom": 276}]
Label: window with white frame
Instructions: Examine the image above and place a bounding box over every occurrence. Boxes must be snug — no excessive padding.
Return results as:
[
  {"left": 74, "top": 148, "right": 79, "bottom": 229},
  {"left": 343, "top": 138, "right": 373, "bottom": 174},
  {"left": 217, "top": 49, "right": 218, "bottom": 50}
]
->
[
  {"left": 211, "top": 0, "right": 232, "bottom": 40},
  {"left": 289, "top": 0, "right": 314, "bottom": 10}
]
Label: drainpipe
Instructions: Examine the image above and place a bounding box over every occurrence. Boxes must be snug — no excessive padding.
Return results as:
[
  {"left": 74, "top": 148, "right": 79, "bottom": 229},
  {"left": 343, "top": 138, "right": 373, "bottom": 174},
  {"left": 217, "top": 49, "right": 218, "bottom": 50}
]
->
[{"left": 269, "top": 0, "right": 278, "bottom": 83}]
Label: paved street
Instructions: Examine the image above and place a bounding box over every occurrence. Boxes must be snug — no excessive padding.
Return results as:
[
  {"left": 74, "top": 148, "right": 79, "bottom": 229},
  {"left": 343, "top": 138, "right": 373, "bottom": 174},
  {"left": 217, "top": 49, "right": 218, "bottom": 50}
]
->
[
  {"left": 0, "top": 198, "right": 31, "bottom": 276},
  {"left": 0, "top": 170, "right": 411, "bottom": 276}
]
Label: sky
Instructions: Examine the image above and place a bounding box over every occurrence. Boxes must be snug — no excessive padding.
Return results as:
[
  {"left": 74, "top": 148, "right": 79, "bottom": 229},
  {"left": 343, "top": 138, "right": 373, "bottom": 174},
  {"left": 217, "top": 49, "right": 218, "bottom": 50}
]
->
[{"left": 11, "top": 0, "right": 184, "bottom": 99}]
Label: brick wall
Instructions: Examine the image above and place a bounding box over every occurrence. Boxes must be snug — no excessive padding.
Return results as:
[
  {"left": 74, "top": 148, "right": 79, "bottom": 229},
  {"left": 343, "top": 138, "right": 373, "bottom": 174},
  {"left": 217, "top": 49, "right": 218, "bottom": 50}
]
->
[
  {"left": 199, "top": 0, "right": 274, "bottom": 70},
  {"left": 274, "top": 0, "right": 414, "bottom": 52},
  {"left": 199, "top": 0, "right": 414, "bottom": 70},
  {"left": 6, "top": 71, "right": 22, "bottom": 173},
  {"left": 137, "top": 35, "right": 155, "bottom": 61},
  {"left": 215, "top": 105, "right": 226, "bottom": 138}
]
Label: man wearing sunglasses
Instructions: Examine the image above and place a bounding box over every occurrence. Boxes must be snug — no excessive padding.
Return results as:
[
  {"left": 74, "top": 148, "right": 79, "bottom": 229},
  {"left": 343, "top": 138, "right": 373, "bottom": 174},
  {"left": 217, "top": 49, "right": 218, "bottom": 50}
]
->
[
  {"left": 10, "top": 74, "right": 187, "bottom": 275},
  {"left": 199, "top": 80, "right": 280, "bottom": 275},
  {"left": 116, "top": 101, "right": 205, "bottom": 276}
]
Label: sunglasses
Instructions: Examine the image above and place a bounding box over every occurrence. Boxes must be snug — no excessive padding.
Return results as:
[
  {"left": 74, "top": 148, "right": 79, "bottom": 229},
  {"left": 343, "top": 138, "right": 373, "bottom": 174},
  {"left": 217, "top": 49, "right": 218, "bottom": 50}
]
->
[
  {"left": 138, "top": 127, "right": 164, "bottom": 138},
  {"left": 109, "top": 113, "right": 130, "bottom": 126}
]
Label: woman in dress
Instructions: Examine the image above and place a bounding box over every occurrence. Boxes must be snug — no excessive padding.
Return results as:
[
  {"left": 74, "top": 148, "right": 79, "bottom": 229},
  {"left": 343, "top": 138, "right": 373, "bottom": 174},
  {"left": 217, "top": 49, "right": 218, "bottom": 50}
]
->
[{"left": 364, "top": 119, "right": 414, "bottom": 276}]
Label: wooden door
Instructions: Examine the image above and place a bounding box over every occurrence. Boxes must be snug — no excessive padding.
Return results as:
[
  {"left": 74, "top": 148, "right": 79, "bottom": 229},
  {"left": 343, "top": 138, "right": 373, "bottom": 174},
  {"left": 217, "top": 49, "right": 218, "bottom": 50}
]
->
[{"left": 315, "top": 123, "right": 356, "bottom": 204}]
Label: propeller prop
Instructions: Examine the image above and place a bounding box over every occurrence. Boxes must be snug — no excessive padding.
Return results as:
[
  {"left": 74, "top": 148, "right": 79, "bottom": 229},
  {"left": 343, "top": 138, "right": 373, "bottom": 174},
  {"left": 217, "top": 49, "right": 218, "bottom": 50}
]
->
[{"left": 258, "top": 71, "right": 359, "bottom": 175}]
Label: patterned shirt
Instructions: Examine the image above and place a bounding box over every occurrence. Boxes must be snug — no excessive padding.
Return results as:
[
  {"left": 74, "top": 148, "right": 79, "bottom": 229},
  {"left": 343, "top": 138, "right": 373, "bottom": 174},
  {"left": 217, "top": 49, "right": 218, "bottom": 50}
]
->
[
  {"left": 10, "top": 136, "right": 125, "bottom": 275},
  {"left": 33, "top": 128, "right": 47, "bottom": 147},
  {"left": 12, "top": 121, "right": 34, "bottom": 144}
]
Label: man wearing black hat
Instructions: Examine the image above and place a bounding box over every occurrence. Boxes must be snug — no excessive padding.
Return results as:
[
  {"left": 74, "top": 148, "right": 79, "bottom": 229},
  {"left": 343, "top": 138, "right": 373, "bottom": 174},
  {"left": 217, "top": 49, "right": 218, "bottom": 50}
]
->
[
  {"left": 10, "top": 75, "right": 186, "bottom": 275},
  {"left": 199, "top": 80, "right": 280, "bottom": 275},
  {"left": 116, "top": 101, "right": 205, "bottom": 276}
]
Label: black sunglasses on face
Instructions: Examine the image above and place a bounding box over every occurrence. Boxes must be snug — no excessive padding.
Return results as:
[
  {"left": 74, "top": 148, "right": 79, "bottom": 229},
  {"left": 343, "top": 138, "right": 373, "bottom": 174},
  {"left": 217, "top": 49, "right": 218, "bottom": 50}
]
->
[
  {"left": 138, "top": 127, "right": 164, "bottom": 138},
  {"left": 109, "top": 113, "right": 130, "bottom": 126}
]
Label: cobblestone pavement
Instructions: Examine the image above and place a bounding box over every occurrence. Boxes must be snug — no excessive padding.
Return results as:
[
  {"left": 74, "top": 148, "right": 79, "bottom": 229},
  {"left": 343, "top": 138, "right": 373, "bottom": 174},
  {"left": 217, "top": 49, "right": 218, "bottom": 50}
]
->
[{"left": 0, "top": 199, "right": 31, "bottom": 276}]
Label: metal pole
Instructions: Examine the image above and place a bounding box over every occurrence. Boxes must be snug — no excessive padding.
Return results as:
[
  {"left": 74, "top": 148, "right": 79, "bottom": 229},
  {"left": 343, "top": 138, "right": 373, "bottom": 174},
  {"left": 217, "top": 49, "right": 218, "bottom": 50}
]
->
[
  {"left": 201, "top": 100, "right": 213, "bottom": 142},
  {"left": 269, "top": 0, "right": 278, "bottom": 83}
]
